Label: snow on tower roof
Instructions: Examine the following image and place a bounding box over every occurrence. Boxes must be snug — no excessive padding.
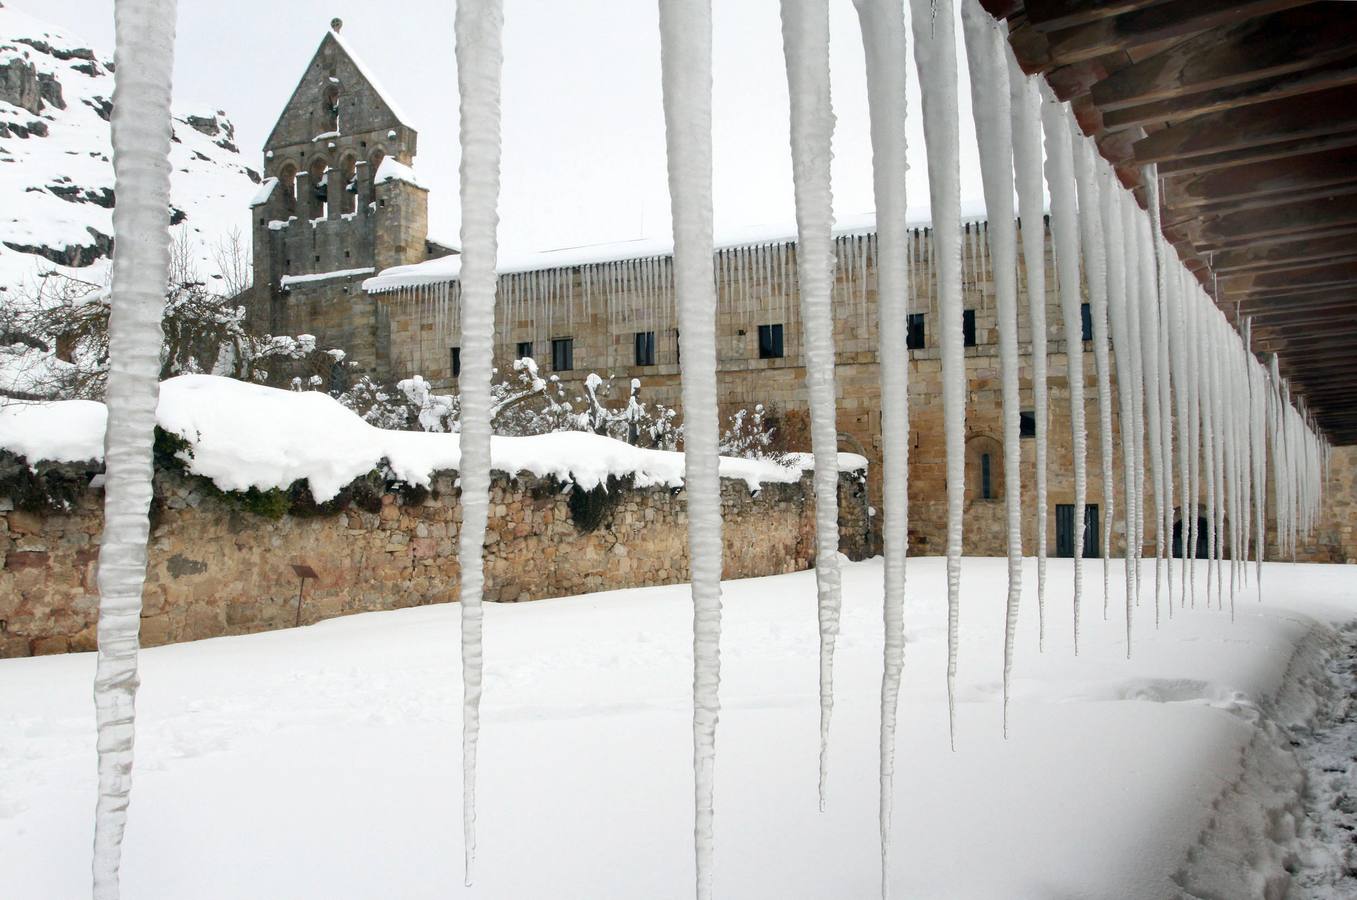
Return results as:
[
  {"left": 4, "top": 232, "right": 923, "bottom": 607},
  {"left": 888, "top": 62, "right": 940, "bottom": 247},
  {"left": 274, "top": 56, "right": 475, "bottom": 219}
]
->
[
  {"left": 328, "top": 26, "right": 416, "bottom": 132},
  {"left": 374, "top": 157, "right": 426, "bottom": 190},
  {"left": 364, "top": 200, "right": 991, "bottom": 293}
]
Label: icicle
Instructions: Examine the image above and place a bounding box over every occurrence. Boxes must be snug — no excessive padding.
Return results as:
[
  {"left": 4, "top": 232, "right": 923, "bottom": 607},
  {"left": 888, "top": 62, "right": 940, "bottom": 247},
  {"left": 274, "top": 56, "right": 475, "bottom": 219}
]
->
[
  {"left": 910, "top": 0, "right": 965, "bottom": 742},
  {"left": 452, "top": 0, "right": 503, "bottom": 884},
  {"left": 1040, "top": 85, "right": 1086, "bottom": 651},
  {"left": 1145, "top": 168, "right": 1175, "bottom": 616},
  {"left": 1071, "top": 129, "right": 1115, "bottom": 615},
  {"left": 657, "top": 4, "right": 723, "bottom": 894},
  {"left": 853, "top": 0, "right": 909, "bottom": 891},
  {"left": 962, "top": 0, "right": 1022, "bottom": 733},
  {"left": 92, "top": 1, "right": 179, "bottom": 895},
  {"left": 1125, "top": 199, "right": 1147, "bottom": 616},
  {"left": 1010, "top": 56, "right": 1047, "bottom": 649},
  {"left": 1133, "top": 205, "right": 1165, "bottom": 627},
  {"left": 1101, "top": 175, "right": 1135, "bottom": 650},
  {"left": 780, "top": 0, "right": 844, "bottom": 803}
]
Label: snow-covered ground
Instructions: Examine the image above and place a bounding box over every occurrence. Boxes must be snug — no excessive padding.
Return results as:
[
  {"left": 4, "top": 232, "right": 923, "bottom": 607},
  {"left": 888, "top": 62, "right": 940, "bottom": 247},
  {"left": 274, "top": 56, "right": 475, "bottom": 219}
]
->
[{"left": 1, "top": 557, "right": 1352, "bottom": 898}]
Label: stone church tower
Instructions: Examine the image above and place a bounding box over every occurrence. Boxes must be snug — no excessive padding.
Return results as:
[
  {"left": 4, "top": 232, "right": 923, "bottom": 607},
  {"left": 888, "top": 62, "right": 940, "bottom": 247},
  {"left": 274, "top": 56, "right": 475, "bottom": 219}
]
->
[{"left": 247, "top": 19, "right": 453, "bottom": 379}]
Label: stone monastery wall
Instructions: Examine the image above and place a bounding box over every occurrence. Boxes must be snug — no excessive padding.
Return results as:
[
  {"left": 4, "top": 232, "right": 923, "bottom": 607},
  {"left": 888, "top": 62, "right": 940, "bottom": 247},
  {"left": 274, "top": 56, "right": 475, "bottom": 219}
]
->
[{"left": 0, "top": 465, "right": 871, "bottom": 658}]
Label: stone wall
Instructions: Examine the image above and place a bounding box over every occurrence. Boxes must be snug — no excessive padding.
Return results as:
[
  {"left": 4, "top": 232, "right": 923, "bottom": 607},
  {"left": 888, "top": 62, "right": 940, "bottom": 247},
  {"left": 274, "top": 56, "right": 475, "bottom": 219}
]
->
[{"left": 0, "top": 464, "right": 871, "bottom": 658}]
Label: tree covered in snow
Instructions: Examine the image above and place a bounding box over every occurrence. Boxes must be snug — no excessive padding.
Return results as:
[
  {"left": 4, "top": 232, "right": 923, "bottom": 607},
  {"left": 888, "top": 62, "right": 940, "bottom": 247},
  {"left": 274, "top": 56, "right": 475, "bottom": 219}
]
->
[{"left": 6, "top": 229, "right": 340, "bottom": 401}]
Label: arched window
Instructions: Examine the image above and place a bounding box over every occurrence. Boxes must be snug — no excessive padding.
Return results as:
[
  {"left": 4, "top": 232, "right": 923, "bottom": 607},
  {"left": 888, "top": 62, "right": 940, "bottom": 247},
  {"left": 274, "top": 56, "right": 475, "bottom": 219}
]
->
[
  {"left": 322, "top": 84, "right": 340, "bottom": 133},
  {"left": 338, "top": 155, "right": 357, "bottom": 215},
  {"left": 277, "top": 162, "right": 298, "bottom": 211},
  {"left": 367, "top": 148, "right": 387, "bottom": 207},
  {"left": 308, "top": 158, "right": 328, "bottom": 220}
]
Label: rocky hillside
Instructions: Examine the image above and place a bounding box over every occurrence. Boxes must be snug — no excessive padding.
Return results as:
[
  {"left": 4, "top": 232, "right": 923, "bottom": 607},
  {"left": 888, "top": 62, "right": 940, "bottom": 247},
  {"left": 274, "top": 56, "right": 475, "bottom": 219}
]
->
[{"left": 0, "top": 1, "right": 260, "bottom": 298}]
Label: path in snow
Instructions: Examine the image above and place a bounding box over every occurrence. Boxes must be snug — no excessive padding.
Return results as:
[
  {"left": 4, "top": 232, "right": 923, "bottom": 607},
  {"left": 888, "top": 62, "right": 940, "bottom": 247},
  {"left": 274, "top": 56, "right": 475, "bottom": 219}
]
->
[{"left": 1291, "top": 623, "right": 1357, "bottom": 898}]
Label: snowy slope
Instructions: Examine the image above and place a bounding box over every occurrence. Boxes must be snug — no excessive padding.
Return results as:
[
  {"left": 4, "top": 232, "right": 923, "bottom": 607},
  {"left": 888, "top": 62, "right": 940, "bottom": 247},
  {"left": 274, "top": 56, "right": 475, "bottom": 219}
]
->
[
  {"left": 0, "top": 2, "right": 259, "bottom": 297},
  {"left": 0, "top": 557, "right": 1352, "bottom": 898}
]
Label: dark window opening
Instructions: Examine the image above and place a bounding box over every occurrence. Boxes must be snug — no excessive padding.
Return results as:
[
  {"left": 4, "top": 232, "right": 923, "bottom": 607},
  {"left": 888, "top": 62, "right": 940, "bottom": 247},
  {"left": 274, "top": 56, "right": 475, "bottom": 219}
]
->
[
  {"left": 1055, "top": 504, "right": 1100, "bottom": 558},
  {"left": 516, "top": 341, "right": 533, "bottom": 361},
  {"left": 1020, "top": 410, "right": 1036, "bottom": 439},
  {"left": 962, "top": 309, "right": 977, "bottom": 347},
  {"left": 980, "top": 453, "right": 993, "bottom": 500},
  {"left": 634, "top": 330, "right": 656, "bottom": 366},
  {"left": 552, "top": 337, "right": 574, "bottom": 371},
  {"left": 450, "top": 347, "right": 461, "bottom": 378},
  {"left": 1080, "top": 302, "right": 1093, "bottom": 342},
  {"left": 906, "top": 313, "right": 925, "bottom": 350},
  {"left": 758, "top": 323, "right": 784, "bottom": 359}
]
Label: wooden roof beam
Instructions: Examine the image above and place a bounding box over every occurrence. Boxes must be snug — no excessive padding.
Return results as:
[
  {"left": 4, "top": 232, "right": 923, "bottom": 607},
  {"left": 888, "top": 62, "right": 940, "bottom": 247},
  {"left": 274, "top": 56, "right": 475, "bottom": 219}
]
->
[
  {"left": 1091, "top": 6, "right": 1357, "bottom": 111},
  {"left": 1133, "top": 86, "right": 1357, "bottom": 166},
  {"left": 1037, "top": 0, "right": 1310, "bottom": 71},
  {"left": 1163, "top": 146, "right": 1357, "bottom": 209},
  {"left": 1100, "top": 55, "right": 1357, "bottom": 131},
  {"left": 1023, "top": 0, "right": 1169, "bottom": 33}
]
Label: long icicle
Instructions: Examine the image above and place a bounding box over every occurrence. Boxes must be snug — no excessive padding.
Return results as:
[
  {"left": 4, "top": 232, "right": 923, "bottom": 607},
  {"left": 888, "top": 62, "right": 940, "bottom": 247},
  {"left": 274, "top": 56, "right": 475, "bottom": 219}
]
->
[
  {"left": 92, "top": 1, "right": 180, "bottom": 896},
  {"left": 1071, "top": 131, "right": 1115, "bottom": 615},
  {"left": 657, "top": 3, "right": 723, "bottom": 895},
  {"left": 780, "top": 0, "right": 844, "bottom": 805},
  {"left": 962, "top": 0, "right": 1022, "bottom": 734},
  {"left": 452, "top": 0, "right": 504, "bottom": 885},
  {"left": 1101, "top": 173, "right": 1134, "bottom": 652},
  {"left": 1040, "top": 85, "right": 1086, "bottom": 653},
  {"left": 910, "top": 0, "right": 965, "bottom": 744},
  {"left": 853, "top": 0, "right": 908, "bottom": 891},
  {"left": 1010, "top": 53, "right": 1048, "bottom": 651}
]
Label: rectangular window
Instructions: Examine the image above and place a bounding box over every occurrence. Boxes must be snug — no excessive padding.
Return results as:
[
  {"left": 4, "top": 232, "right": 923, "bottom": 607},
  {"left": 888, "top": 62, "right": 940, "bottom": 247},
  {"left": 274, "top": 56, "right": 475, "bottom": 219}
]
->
[
  {"left": 758, "top": 323, "right": 784, "bottom": 359},
  {"left": 1055, "top": 504, "right": 1100, "bottom": 558},
  {"left": 963, "top": 309, "right": 977, "bottom": 347},
  {"left": 516, "top": 340, "right": 533, "bottom": 361},
  {"left": 1020, "top": 410, "right": 1036, "bottom": 439},
  {"left": 980, "top": 453, "right": 993, "bottom": 500},
  {"left": 551, "top": 337, "right": 574, "bottom": 371},
  {"left": 1080, "top": 302, "right": 1093, "bottom": 342},
  {"left": 634, "top": 330, "right": 656, "bottom": 366},
  {"left": 906, "top": 313, "right": 925, "bottom": 350},
  {"left": 450, "top": 347, "right": 461, "bottom": 378}
]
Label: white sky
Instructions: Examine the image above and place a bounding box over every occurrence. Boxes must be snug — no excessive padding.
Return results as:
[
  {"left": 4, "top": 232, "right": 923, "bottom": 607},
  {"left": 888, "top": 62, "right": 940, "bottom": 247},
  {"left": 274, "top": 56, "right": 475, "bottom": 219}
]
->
[{"left": 20, "top": 0, "right": 982, "bottom": 254}]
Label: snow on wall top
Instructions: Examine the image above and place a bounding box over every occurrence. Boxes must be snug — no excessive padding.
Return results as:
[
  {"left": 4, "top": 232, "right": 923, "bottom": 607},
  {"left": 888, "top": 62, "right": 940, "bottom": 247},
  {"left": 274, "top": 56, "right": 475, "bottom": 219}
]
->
[
  {"left": 0, "top": 374, "right": 867, "bottom": 501},
  {"left": 373, "top": 156, "right": 425, "bottom": 190},
  {"left": 364, "top": 201, "right": 991, "bottom": 292},
  {"left": 0, "top": 3, "right": 260, "bottom": 295},
  {"left": 328, "top": 28, "right": 416, "bottom": 133}
]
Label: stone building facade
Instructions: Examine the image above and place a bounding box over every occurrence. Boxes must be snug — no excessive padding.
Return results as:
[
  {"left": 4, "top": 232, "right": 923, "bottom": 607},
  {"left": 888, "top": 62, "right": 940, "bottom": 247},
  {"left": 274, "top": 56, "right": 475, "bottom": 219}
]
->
[{"left": 259, "top": 25, "right": 1357, "bottom": 564}]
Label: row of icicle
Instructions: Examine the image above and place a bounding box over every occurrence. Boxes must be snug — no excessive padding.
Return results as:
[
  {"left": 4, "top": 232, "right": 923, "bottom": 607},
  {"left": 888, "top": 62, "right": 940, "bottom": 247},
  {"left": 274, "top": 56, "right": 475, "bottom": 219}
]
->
[
  {"left": 87, "top": 1, "right": 1331, "bottom": 900},
  {"left": 374, "top": 222, "right": 1001, "bottom": 375}
]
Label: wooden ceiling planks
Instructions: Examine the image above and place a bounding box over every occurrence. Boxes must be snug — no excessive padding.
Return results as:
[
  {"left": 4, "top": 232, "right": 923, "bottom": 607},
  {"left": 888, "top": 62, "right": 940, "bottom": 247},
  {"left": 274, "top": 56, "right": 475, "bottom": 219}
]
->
[{"left": 987, "top": 0, "right": 1357, "bottom": 443}]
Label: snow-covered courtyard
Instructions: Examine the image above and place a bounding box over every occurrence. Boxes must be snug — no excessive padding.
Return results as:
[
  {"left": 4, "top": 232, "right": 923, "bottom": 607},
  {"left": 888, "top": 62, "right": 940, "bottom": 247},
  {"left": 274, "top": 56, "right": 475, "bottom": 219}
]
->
[{"left": 2, "top": 557, "right": 1352, "bottom": 898}]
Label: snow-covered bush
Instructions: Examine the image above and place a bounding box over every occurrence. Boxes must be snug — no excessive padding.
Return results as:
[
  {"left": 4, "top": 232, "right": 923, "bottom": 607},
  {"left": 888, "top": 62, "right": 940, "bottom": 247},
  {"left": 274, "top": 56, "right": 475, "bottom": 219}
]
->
[
  {"left": 719, "top": 403, "right": 779, "bottom": 459},
  {"left": 7, "top": 229, "right": 344, "bottom": 400}
]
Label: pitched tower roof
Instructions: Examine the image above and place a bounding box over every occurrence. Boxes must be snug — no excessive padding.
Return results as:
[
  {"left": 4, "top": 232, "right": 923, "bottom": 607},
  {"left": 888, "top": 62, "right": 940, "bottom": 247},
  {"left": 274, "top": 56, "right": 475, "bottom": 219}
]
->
[{"left": 262, "top": 20, "right": 415, "bottom": 153}]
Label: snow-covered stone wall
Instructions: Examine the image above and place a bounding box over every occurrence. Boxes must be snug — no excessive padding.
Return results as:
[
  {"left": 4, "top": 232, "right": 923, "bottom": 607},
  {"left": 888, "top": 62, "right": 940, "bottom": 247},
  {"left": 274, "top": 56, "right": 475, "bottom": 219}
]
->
[{"left": 0, "top": 461, "right": 871, "bottom": 657}]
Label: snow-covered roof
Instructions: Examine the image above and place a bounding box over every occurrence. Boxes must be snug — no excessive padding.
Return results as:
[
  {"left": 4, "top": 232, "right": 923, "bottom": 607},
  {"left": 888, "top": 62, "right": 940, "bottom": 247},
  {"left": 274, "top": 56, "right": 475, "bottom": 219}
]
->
[
  {"left": 329, "top": 28, "right": 416, "bottom": 131},
  {"left": 280, "top": 267, "right": 375, "bottom": 289},
  {"left": 0, "top": 374, "right": 867, "bottom": 501},
  {"left": 250, "top": 177, "right": 279, "bottom": 208},
  {"left": 364, "top": 203, "right": 993, "bottom": 293},
  {"left": 374, "top": 157, "right": 426, "bottom": 190}
]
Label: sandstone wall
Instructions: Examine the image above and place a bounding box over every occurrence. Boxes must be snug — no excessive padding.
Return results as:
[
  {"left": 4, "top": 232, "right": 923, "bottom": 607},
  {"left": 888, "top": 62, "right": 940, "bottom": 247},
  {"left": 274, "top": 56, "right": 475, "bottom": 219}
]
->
[{"left": 0, "top": 466, "right": 871, "bottom": 658}]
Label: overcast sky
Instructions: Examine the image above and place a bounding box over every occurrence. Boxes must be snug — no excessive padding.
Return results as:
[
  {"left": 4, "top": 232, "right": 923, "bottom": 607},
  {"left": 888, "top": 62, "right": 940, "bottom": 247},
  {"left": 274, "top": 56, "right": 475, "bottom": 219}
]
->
[{"left": 21, "top": 0, "right": 981, "bottom": 254}]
